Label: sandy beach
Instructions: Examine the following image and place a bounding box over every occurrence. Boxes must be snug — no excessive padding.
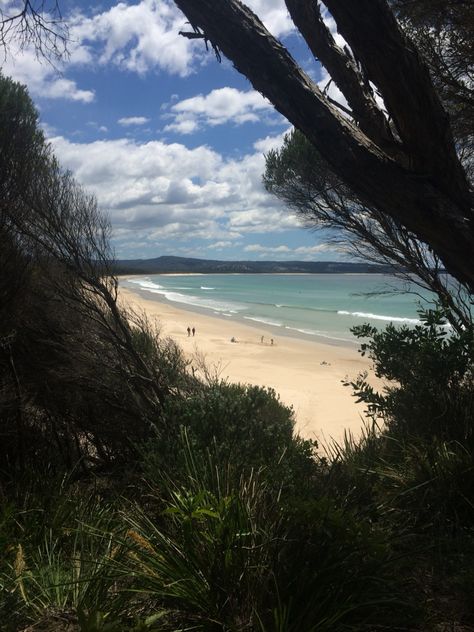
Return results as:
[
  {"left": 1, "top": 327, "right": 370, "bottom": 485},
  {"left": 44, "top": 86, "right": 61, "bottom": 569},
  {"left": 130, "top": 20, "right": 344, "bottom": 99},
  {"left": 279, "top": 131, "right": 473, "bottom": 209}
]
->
[{"left": 119, "top": 284, "right": 378, "bottom": 445}]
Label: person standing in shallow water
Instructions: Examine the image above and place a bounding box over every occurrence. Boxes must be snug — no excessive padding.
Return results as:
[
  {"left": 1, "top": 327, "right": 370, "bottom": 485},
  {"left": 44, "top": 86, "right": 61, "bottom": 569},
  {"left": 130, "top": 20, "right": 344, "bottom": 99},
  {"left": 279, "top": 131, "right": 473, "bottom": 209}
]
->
[
  {"left": 192, "top": 327, "right": 195, "bottom": 337},
  {"left": 187, "top": 327, "right": 191, "bottom": 337}
]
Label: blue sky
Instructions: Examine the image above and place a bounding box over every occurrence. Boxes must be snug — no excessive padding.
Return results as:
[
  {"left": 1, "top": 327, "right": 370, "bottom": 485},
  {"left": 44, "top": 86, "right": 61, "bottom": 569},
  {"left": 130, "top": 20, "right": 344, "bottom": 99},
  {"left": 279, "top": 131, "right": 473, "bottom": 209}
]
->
[{"left": 2, "top": 0, "right": 349, "bottom": 261}]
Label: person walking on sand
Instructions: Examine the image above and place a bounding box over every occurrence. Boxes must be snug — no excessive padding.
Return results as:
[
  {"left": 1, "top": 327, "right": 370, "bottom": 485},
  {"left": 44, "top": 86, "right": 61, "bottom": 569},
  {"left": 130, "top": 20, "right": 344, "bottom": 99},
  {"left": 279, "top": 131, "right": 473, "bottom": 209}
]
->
[
  {"left": 187, "top": 326, "right": 191, "bottom": 337},
  {"left": 192, "top": 327, "right": 195, "bottom": 337},
  {"left": 271, "top": 338, "right": 274, "bottom": 345},
  {"left": 260, "top": 335, "right": 264, "bottom": 344}
]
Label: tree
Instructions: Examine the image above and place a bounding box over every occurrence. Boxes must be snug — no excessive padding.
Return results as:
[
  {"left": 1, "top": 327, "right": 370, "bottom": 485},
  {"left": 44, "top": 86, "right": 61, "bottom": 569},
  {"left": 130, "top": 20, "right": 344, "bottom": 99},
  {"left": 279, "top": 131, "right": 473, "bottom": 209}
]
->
[
  {"left": 0, "top": 73, "right": 190, "bottom": 474},
  {"left": 349, "top": 307, "right": 474, "bottom": 443},
  {"left": 0, "top": 0, "right": 67, "bottom": 62},
  {"left": 174, "top": 0, "right": 474, "bottom": 291},
  {"left": 391, "top": 0, "right": 474, "bottom": 166},
  {"left": 264, "top": 129, "right": 472, "bottom": 331},
  {"left": 262, "top": 2, "right": 474, "bottom": 329}
]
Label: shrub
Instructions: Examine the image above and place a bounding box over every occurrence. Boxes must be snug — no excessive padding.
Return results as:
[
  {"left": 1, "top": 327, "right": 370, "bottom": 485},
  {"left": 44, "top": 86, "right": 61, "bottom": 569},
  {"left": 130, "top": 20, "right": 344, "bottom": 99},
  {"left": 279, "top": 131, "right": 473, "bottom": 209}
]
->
[
  {"left": 147, "top": 381, "right": 318, "bottom": 493},
  {"left": 119, "top": 432, "right": 416, "bottom": 631},
  {"left": 349, "top": 307, "right": 474, "bottom": 444}
]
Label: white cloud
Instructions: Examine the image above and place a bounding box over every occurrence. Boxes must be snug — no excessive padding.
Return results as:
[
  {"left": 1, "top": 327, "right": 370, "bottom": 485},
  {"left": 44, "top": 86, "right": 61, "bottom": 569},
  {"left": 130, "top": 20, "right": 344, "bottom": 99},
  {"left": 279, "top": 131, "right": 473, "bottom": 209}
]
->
[
  {"left": 243, "top": 243, "right": 335, "bottom": 259},
  {"left": 245, "top": 0, "right": 294, "bottom": 38},
  {"left": 69, "top": 0, "right": 200, "bottom": 77},
  {"left": 208, "top": 241, "right": 236, "bottom": 250},
  {"left": 163, "top": 87, "right": 276, "bottom": 134},
  {"left": 49, "top": 133, "right": 302, "bottom": 251},
  {"left": 118, "top": 116, "right": 151, "bottom": 126},
  {"left": 253, "top": 129, "right": 289, "bottom": 153},
  {"left": 1, "top": 48, "right": 95, "bottom": 102},
  {"left": 294, "top": 244, "right": 334, "bottom": 254},
  {"left": 244, "top": 244, "right": 290, "bottom": 253}
]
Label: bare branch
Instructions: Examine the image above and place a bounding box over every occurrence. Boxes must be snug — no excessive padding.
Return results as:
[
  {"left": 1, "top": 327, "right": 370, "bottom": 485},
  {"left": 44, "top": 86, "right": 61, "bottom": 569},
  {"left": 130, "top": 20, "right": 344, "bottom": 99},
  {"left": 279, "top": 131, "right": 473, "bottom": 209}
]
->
[{"left": 0, "top": 0, "right": 68, "bottom": 63}]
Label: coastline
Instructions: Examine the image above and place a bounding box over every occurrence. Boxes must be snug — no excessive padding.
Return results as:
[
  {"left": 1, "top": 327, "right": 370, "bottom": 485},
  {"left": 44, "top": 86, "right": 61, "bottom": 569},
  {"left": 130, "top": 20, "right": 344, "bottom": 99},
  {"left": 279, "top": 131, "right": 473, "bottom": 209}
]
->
[{"left": 119, "top": 281, "right": 380, "bottom": 445}]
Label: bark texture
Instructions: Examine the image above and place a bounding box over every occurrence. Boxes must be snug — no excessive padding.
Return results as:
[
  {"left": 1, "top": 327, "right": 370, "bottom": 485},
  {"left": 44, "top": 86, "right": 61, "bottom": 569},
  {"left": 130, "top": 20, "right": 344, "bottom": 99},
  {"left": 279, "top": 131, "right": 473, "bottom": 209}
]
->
[
  {"left": 173, "top": 0, "right": 474, "bottom": 290},
  {"left": 284, "top": 0, "right": 395, "bottom": 151}
]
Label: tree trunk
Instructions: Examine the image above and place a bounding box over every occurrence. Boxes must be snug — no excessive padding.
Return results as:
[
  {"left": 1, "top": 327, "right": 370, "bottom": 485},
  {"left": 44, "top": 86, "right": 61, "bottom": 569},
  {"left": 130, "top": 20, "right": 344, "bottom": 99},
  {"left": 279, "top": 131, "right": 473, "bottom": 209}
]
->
[{"left": 174, "top": 0, "right": 474, "bottom": 290}]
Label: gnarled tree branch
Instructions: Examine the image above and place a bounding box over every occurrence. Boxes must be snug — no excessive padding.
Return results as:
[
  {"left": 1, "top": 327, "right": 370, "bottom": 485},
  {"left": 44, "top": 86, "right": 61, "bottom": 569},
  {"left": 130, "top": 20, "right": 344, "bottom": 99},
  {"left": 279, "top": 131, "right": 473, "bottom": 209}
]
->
[
  {"left": 323, "top": 0, "right": 470, "bottom": 206},
  {"left": 174, "top": 0, "right": 474, "bottom": 290},
  {"left": 284, "top": 0, "right": 396, "bottom": 152}
]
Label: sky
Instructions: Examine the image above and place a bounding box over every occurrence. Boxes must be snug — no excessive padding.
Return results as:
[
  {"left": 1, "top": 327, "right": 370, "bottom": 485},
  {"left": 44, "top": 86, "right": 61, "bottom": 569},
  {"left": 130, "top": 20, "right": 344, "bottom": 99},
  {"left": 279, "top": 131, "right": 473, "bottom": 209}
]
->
[{"left": 1, "top": 0, "right": 349, "bottom": 261}]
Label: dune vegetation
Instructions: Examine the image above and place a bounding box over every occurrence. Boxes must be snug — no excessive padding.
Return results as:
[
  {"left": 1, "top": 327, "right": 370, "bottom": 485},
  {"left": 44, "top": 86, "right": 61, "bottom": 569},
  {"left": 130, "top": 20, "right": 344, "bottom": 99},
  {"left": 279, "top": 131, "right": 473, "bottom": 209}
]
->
[{"left": 1, "top": 69, "right": 473, "bottom": 631}]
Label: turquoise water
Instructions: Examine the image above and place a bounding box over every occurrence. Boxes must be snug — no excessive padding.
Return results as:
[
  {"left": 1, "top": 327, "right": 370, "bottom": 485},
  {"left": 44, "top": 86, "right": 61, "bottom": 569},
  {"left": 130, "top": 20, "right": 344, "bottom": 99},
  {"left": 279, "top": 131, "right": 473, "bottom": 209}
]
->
[{"left": 122, "top": 273, "right": 438, "bottom": 345}]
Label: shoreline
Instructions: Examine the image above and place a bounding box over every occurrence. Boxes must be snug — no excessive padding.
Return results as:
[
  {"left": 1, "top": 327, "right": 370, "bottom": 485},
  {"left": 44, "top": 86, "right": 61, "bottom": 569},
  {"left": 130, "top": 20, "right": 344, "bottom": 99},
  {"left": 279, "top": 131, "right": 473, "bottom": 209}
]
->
[
  {"left": 119, "top": 282, "right": 379, "bottom": 445},
  {"left": 119, "top": 275, "right": 360, "bottom": 349}
]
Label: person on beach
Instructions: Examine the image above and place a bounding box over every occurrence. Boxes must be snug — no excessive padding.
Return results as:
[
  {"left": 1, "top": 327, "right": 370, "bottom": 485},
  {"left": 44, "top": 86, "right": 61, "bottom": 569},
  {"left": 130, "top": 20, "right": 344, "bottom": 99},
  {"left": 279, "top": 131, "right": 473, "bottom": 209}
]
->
[
  {"left": 271, "top": 338, "right": 274, "bottom": 345},
  {"left": 187, "top": 326, "right": 191, "bottom": 337},
  {"left": 192, "top": 327, "right": 195, "bottom": 337},
  {"left": 260, "top": 335, "right": 264, "bottom": 344}
]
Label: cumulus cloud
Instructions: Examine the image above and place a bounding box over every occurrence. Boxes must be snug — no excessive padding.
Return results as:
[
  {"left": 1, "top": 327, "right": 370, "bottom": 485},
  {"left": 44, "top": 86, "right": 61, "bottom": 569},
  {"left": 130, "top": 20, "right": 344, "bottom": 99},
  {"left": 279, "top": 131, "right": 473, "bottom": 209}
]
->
[
  {"left": 2, "top": 48, "right": 95, "bottom": 102},
  {"left": 208, "top": 241, "right": 236, "bottom": 250},
  {"left": 163, "top": 87, "right": 276, "bottom": 134},
  {"left": 243, "top": 243, "right": 336, "bottom": 259},
  {"left": 69, "top": 0, "right": 200, "bottom": 77},
  {"left": 245, "top": 0, "right": 294, "bottom": 38},
  {"left": 244, "top": 244, "right": 290, "bottom": 253},
  {"left": 1, "top": 0, "right": 297, "bottom": 104},
  {"left": 49, "top": 133, "right": 302, "bottom": 253},
  {"left": 253, "top": 130, "right": 289, "bottom": 153},
  {"left": 118, "top": 116, "right": 151, "bottom": 126}
]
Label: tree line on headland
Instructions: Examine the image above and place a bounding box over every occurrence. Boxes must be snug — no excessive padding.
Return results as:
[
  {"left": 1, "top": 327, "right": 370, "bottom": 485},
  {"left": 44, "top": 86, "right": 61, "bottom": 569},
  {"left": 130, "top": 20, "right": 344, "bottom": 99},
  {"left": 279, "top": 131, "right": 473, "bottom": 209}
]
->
[
  {"left": 114, "top": 255, "right": 395, "bottom": 275},
  {"left": 1, "top": 0, "right": 473, "bottom": 629}
]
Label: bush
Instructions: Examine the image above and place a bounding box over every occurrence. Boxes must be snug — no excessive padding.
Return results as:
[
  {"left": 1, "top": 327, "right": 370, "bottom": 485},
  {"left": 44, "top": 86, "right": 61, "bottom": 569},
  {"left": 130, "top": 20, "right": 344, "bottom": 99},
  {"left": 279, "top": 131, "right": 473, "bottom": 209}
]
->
[
  {"left": 119, "top": 432, "right": 416, "bottom": 632},
  {"left": 349, "top": 307, "right": 474, "bottom": 444},
  {"left": 146, "top": 381, "right": 318, "bottom": 493}
]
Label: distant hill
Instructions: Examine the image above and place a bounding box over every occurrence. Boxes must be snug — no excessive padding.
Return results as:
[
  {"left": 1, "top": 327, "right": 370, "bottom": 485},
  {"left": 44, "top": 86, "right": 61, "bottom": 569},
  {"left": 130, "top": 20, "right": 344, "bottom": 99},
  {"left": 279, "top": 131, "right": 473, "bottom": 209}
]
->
[{"left": 114, "top": 255, "right": 394, "bottom": 275}]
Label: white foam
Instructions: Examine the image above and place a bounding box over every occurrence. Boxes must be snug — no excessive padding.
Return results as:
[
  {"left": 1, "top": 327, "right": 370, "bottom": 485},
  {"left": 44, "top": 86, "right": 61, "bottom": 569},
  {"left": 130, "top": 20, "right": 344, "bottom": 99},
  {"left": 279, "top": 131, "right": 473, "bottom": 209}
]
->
[
  {"left": 285, "top": 326, "right": 353, "bottom": 343},
  {"left": 128, "top": 278, "right": 163, "bottom": 290},
  {"left": 127, "top": 281, "right": 245, "bottom": 314},
  {"left": 201, "top": 286, "right": 215, "bottom": 290},
  {"left": 337, "top": 310, "right": 421, "bottom": 324},
  {"left": 285, "top": 326, "right": 320, "bottom": 336},
  {"left": 244, "top": 316, "right": 282, "bottom": 327}
]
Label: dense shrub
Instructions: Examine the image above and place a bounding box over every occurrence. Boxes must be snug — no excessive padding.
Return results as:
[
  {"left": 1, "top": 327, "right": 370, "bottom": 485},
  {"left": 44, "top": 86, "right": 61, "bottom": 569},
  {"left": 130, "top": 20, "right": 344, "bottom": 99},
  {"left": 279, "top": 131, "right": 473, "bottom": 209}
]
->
[
  {"left": 120, "top": 435, "right": 415, "bottom": 632},
  {"left": 349, "top": 308, "right": 474, "bottom": 444},
  {"left": 146, "top": 381, "right": 318, "bottom": 492}
]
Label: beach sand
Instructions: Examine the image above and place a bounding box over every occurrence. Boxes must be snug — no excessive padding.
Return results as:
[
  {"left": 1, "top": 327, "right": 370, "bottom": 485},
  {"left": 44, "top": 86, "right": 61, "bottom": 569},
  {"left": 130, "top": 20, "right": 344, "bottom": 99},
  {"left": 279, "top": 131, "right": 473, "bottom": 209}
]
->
[{"left": 119, "top": 284, "right": 378, "bottom": 446}]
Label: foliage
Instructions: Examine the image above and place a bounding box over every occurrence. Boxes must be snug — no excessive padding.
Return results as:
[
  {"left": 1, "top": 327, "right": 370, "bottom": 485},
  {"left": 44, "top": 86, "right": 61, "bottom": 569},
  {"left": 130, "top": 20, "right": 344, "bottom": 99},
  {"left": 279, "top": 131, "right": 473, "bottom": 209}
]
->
[
  {"left": 153, "top": 381, "right": 317, "bottom": 491},
  {"left": 349, "top": 307, "right": 474, "bottom": 443},
  {"left": 1, "top": 44, "right": 474, "bottom": 632},
  {"left": 0, "top": 72, "right": 192, "bottom": 477},
  {"left": 0, "top": 481, "right": 124, "bottom": 631},
  {"left": 117, "top": 432, "right": 414, "bottom": 632},
  {"left": 264, "top": 129, "right": 472, "bottom": 331}
]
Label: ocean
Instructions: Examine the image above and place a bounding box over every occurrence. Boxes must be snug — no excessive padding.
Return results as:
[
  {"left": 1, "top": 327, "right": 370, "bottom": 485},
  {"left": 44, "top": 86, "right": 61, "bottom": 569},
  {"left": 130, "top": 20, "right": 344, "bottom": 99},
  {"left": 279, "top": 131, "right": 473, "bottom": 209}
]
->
[{"left": 121, "top": 273, "right": 438, "bottom": 346}]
